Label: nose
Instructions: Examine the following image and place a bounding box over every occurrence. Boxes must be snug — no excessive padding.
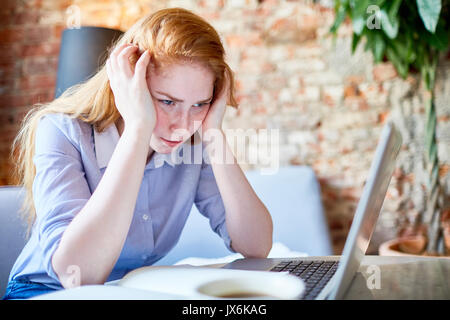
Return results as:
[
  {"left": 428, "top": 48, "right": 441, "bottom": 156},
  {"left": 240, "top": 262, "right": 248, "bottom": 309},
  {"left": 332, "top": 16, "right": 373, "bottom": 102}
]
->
[{"left": 168, "top": 109, "right": 191, "bottom": 137}]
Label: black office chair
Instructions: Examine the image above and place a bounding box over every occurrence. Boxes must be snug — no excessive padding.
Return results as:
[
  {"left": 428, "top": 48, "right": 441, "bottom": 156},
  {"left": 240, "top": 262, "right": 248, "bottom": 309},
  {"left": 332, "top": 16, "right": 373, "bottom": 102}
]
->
[{"left": 55, "top": 26, "right": 123, "bottom": 98}]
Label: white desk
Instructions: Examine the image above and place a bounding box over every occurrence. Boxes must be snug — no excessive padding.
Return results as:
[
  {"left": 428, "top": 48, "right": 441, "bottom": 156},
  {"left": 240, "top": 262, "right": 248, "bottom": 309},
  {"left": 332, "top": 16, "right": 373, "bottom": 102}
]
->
[
  {"left": 32, "top": 255, "right": 450, "bottom": 300},
  {"left": 343, "top": 255, "right": 449, "bottom": 299}
]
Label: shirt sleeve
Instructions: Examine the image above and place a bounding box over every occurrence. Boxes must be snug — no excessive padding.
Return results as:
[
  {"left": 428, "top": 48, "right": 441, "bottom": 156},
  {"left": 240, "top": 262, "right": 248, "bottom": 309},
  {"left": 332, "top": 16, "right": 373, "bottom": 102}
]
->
[
  {"left": 194, "top": 161, "right": 236, "bottom": 253},
  {"left": 32, "top": 114, "right": 92, "bottom": 282}
]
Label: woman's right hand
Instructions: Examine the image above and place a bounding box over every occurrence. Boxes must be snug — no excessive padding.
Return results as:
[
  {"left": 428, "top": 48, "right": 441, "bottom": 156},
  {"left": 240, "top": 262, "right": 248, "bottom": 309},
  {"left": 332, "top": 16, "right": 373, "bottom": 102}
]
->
[{"left": 106, "top": 43, "right": 156, "bottom": 134}]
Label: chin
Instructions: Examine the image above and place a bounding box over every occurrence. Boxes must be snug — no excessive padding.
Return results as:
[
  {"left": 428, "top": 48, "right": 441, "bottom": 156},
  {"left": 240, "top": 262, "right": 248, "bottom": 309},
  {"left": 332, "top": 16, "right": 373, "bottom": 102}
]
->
[
  {"left": 151, "top": 140, "right": 184, "bottom": 154},
  {"left": 151, "top": 144, "right": 172, "bottom": 154},
  {"left": 157, "top": 148, "right": 174, "bottom": 154}
]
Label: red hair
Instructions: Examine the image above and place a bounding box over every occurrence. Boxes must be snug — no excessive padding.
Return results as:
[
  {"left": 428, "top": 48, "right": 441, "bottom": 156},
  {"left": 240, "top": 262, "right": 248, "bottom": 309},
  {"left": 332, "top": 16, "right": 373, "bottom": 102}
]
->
[{"left": 124, "top": 7, "right": 238, "bottom": 108}]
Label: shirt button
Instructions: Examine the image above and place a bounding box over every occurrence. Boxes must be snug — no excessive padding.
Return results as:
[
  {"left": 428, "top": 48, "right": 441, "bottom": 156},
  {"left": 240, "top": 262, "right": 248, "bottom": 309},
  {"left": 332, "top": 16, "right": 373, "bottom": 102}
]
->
[
  {"left": 141, "top": 254, "right": 147, "bottom": 260},
  {"left": 142, "top": 214, "right": 149, "bottom": 221}
]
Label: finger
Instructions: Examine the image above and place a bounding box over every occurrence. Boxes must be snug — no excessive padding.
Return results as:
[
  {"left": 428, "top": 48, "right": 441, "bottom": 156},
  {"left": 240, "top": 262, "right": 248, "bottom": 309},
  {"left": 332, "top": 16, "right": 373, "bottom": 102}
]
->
[
  {"left": 223, "top": 70, "right": 231, "bottom": 90},
  {"left": 110, "top": 43, "right": 137, "bottom": 71},
  {"left": 111, "top": 43, "right": 130, "bottom": 58},
  {"left": 117, "top": 45, "right": 139, "bottom": 77},
  {"left": 215, "top": 72, "right": 229, "bottom": 102},
  {"left": 134, "top": 50, "right": 151, "bottom": 83},
  {"left": 222, "top": 70, "right": 231, "bottom": 100},
  {"left": 106, "top": 58, "right": 113, "bottom": 82},
  {"left": 109, "top": 43, "right": 130, "bottom": 70}
]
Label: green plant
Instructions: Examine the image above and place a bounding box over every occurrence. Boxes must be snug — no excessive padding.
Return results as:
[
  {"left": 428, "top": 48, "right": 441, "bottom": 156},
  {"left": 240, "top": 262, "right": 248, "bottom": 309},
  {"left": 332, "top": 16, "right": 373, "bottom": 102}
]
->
[{"left": 330, "top": 0, "right": 450, "bottom": 255}]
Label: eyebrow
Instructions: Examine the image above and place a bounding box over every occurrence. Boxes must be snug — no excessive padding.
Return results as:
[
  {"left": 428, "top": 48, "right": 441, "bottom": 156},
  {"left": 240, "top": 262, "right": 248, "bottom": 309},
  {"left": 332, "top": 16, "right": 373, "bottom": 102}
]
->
[{"left": 155, "top": 90, "right": 213, "bottom": 104}]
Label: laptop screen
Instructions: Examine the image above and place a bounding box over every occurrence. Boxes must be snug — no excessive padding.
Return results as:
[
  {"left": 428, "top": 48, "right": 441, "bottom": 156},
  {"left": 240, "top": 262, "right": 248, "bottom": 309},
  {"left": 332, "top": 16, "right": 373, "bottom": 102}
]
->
[{"left": 329, "top": 122, "right": 402, "bottom": 299}]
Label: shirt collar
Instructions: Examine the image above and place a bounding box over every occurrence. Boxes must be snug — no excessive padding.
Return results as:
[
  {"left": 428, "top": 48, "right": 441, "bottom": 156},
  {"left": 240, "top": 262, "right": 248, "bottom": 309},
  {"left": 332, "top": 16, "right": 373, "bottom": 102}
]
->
[{"left": 93, "top": 123, "right": 177, "bottom": 170}]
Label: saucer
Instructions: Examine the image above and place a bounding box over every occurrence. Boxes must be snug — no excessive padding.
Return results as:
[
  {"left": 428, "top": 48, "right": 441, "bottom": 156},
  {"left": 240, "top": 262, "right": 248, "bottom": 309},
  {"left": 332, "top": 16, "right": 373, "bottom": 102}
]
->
[{"left": 119, "top": 265, "right": 304, "bottom": 299}]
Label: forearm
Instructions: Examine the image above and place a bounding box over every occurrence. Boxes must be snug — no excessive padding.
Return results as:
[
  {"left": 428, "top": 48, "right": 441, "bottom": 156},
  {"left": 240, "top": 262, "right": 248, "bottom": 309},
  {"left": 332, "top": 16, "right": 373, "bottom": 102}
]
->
[
  {"left": 52, "top": 124, "right": 153, "bottom": 287},
  {"left": 205, "top": 130, "right": 273, "bottom": 258}
]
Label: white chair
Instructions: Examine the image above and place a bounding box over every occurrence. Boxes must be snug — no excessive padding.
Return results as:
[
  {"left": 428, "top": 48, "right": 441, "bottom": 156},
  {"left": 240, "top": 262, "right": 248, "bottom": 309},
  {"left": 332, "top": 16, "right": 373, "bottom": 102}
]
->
[
  {"left": 155, "top": 166, "right": 333, "bottom": 265},
  {"left": 0, "top": 186, "right": 28, "bottom": 297},
  {"left": 0, "top": 166, "right": 333, "bottom": 296}
]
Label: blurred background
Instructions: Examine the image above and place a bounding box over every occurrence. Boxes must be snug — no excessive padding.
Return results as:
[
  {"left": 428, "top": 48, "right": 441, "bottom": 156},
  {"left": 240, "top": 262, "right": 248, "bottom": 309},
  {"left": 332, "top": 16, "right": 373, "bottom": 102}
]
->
[{"left": 0, "top": 0, "right": 449, "bottom": 255}]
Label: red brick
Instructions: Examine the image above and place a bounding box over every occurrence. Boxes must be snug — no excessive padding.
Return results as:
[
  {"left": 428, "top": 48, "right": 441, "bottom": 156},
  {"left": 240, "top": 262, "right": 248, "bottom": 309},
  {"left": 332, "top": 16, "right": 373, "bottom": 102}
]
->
[
  {"left": 0, "top": 44, "right": 23, "bottom": 65},
  {"left": 373, "top": 62, "right": 397, "bottom": 82},
  {"left": 0, "top": 27, "right": 26, "bottom": 44},
  {"left": 53, "top": 25, "right": 65, "bottom": 39},
  {"left": 24, "top": 25, "right": 54, "bottom": 43},
  {"left": 0, "top": 94, "right": 32, "bottom": 108},
  {"left": 378, "top": 111, "right": 390, "bottom": 124},
  {"left": 225, "top": 34, "right": 247, "bottom": 48},
  {"left": 0, "top": 0, "right": 19, "bottom": 12},
  {"left": 13, "top": 10, "right": 41, "bottom": 25},
  {"left": 0, "top": 76, "right": 15, "bottom": 89},
  {"left": 21, "top": 42, "right": 60, "bottom": 57},
  {"left": 0, "top": 90, "right": 53, "bottom": 109},
  {"left": 0, "top": 13, "right": 14, "bottom": 27},
  {"left": 0, "top": 110, "right": 14, "bottom": 124},
  {"left": 329, "top": 219, "right": 344, "bottom": 231},
  {"left": 22, "top": 57, "right": 58, "bottom": 75},
  {"left": 18, "top": 74, "right": 56, "bottom": 90},
  {"left": 29, "top": 90, "right": 54, "bottom": 104},
  {"left": 440, "top": 165, "right": 449, "bottom": 178},
  {"left": 0, "top": 62, "right": 20, "bottom": 78},
  {"left": 343, "top": 83, "right": 361, "bottom": 98},
  {"left": 345, "top": 75, "right": 365, "bottom": 84},
  {"left": 341, "top": 187, "right": 359, "bottom": 201},
  {"left": 0, "top": 128, "right": 19, "bottom": 143}
]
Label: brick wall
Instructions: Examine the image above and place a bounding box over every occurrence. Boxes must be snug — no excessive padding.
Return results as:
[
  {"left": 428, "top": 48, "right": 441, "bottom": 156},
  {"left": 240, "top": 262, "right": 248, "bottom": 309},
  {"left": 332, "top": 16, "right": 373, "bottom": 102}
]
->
[{"left": 0, "top": 0, "right": 449, "bottom": 254}]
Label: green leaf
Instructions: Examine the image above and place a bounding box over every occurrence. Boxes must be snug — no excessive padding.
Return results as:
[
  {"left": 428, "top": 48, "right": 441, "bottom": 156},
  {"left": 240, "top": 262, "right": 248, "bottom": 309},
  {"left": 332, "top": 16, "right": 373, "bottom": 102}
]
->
[
  {"left": 352, "top": 17, "right": 365, "bottom": 35},
  {"left": 386, "top": 46, "right": 409, "bottom": 78},
  {"left": 350, "top": 0, "right": 369, "bottom": 34},
  {"left": 363, "top": 29, "right": 386, "bottom": 63},
  {"left": 389, "top": 34, "right": 416, "bottom": 64},
  {"left": 416, "top": 0, "right": 442, "bottom": 33},
  {"left": 406, "top": 40, "right": 417, "bottom": 64},
  {"left": 421, "top": 22, "right": 449, "bottom": 50},
  {"left": 330, "top": 1, "right": 350, "bottom": 34},
  {"left": 373, "top": 32, "right": 386, "bottom": 63},
  {"left": 330, "top": 7, "right": 347, "bottom": 33},
  {"left": 396, "top": 30, "right": 416, "bottom": 64},
  {"left": 351, "top": 32, "right": 362, "bottom": 53},
  {"left": 388, "top": 0, "right": 403, "bottom": 19},
  {"left": 379, "top": 9, "right": 399, "bottom": 39}
]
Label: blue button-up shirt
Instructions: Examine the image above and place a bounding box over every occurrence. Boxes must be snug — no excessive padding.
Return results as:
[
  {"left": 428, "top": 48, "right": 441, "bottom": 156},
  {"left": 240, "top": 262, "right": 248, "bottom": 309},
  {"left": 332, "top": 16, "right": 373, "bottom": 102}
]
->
[{"left": 9, "top": 113, "right": 233, "bottom": 289}]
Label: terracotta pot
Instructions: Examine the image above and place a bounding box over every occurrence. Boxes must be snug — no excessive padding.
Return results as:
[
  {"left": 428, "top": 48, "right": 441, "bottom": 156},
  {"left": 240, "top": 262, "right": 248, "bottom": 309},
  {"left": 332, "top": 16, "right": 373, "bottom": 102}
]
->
[
  {"left": 379, "top": 236, "right": 426, "bottom": 257},
  {"left": 444, "top": 225, "right": 450, "bottom": 255},
  {"left": 379, "top": 236, "right": 450, "bottom": 258}
]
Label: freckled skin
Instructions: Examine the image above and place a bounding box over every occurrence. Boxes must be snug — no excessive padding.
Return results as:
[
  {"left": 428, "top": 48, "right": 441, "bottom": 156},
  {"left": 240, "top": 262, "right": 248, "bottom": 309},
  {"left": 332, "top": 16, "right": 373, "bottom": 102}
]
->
[{"left": 146, "top": 62, "right": 215, "bottom": 154}]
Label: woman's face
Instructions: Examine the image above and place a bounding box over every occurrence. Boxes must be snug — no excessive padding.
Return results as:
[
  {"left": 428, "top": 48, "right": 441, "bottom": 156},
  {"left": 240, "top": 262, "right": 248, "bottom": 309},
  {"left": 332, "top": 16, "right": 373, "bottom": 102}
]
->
[{"left": 146, "top": 61, "right": 215, "bottom": 154}]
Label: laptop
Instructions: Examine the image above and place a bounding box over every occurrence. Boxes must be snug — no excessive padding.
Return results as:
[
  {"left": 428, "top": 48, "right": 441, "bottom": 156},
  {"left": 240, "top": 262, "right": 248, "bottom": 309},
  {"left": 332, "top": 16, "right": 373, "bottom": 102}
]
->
[{"left": 223, "top": 122, "right": 403, "bottom": 300}]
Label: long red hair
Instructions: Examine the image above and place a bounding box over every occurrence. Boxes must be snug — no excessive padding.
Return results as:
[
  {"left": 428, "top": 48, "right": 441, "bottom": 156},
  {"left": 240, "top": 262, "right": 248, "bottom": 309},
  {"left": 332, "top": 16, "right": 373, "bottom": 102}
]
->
[{"left": 12, "top": 7, "right": 238, "bottom": 232}]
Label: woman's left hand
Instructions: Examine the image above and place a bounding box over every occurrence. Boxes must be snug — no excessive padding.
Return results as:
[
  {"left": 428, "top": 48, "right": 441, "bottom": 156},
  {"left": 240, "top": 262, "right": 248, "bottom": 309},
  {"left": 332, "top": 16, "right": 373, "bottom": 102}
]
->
[{"left": 201, "top": 72, "right": 229, "bottom": 133}]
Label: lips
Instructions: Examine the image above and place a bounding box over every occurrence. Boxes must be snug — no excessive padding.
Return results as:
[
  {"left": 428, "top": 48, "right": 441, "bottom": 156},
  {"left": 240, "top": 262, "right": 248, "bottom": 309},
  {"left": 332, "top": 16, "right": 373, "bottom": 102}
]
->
[
  {"left": 161, "top": 137, "right": 183, "bottom": 147},
  {"left": 161, "top": 137, "right": 183, "bottom": 143}
]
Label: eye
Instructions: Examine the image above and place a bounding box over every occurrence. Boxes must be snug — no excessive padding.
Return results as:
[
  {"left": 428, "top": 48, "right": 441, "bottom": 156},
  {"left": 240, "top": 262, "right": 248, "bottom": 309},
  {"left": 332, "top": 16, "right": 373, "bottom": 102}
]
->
[
  {"left": 193, "top": 102, "right": 211, "bottom": 108},
  {"left": 159, "top": 99, "right": 174, "bottom": 106}
]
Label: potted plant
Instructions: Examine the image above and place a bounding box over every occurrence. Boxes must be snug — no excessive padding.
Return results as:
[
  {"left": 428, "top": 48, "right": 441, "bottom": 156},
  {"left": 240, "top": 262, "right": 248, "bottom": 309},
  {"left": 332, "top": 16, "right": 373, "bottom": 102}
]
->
[{"left": 330, "top": 0, "right": 450, "bottom": 256}]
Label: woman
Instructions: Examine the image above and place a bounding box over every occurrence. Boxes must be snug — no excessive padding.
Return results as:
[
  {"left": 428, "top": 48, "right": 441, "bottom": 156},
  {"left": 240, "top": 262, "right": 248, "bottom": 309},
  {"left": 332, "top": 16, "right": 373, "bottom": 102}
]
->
[{"left": 3, "top": 7, "right": 272, "bottom": 300}]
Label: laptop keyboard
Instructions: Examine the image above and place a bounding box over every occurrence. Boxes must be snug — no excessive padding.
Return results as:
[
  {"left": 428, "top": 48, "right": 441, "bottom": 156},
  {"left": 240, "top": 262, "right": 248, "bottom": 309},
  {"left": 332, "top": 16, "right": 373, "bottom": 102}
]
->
[{"left": 270, "top": 260, "right": 338, "bottom": 300}]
